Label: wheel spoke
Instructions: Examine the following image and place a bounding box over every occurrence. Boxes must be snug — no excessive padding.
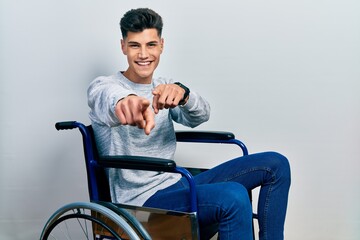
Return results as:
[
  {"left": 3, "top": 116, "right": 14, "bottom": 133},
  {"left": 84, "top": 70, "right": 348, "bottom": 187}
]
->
[{"left": 40, "top": 202, "right": 143, "bottom": 240}]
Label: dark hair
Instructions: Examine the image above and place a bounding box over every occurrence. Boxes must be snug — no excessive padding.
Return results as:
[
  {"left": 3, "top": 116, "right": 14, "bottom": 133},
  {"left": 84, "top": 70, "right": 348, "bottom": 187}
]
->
[{"left": 120, "top": 8, "right": 163, "bottom": 38}]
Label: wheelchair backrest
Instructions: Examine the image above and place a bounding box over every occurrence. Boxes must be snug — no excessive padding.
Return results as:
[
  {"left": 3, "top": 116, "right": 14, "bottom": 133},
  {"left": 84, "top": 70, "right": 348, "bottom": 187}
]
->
[
  {"left": 82, "top": 125, "right": 112, "bottom": 202},
  {"left": 56, "top": 121, "right": 111, "bottom": 201}
]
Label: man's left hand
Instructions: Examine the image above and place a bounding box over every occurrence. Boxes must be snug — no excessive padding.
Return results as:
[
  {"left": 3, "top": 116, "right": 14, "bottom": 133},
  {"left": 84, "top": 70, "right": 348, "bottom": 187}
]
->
[{"left": 152, "top": 84, "right": 185, "bottom": 114}]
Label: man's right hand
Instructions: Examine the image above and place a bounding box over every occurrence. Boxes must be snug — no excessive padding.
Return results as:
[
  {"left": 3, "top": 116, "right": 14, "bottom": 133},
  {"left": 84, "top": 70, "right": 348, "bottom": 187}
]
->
[{"left": 115, "top": 95, "right": 155, "bottom": 135}]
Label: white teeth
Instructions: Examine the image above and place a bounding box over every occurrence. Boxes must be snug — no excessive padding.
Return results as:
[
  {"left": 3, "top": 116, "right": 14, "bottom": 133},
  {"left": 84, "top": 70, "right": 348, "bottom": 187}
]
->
[{"left": 137, "top": 61, "right": 150, "bottom": 66}]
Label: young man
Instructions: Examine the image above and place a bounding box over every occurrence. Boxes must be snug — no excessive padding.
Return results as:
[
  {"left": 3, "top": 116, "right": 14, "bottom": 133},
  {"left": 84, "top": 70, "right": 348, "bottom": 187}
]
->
[{"left": 88, "top": 8, "right": 291, "bottom": 240}]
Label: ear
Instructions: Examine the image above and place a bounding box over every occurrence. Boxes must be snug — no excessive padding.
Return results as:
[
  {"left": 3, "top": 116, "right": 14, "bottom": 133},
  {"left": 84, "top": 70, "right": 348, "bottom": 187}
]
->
[
  {"left": 121, "top": 39, "right": 127, "bottom": 55},
  {"left": 160, "top": 38, "right": 164, "bottom": 53}
]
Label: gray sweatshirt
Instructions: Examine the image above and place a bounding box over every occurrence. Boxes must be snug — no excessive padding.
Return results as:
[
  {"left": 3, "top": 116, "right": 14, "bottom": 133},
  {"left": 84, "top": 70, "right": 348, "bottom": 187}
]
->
[{"left": 87, "top": 72, "right": 210, "bottom": 206}]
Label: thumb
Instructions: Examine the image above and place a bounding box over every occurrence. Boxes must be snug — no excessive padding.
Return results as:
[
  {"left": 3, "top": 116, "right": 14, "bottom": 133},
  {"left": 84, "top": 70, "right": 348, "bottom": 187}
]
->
[
  {"left": 152, "top": 94, "right": 160, "bottom": 114},
  {"left": 140, "top": 99, "right": 151, "bottom": 111}
]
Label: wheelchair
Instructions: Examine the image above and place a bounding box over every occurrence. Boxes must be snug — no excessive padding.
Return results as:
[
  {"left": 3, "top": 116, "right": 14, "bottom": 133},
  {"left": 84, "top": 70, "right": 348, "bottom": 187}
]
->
[{"left": 40, "top": 121, "right": 257, "bottom": 240}]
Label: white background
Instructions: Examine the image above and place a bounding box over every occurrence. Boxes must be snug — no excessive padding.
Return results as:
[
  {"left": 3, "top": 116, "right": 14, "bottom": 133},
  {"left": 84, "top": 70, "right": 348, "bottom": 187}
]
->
[{"left": 1, "top": 0, "right": 359, "bottom": 239}]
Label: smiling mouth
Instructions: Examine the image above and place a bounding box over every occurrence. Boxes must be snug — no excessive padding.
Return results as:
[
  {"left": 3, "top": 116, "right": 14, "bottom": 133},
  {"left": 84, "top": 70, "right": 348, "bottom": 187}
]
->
[{"left": 136, "top": 61, "right": 152, "bottom": 66}]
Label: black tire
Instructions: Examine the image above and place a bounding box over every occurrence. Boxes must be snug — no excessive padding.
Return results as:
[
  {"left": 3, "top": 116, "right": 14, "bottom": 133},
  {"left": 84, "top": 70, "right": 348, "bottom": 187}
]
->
[{"left": 40, "top": 202, "right": 143, "bottom": 240}]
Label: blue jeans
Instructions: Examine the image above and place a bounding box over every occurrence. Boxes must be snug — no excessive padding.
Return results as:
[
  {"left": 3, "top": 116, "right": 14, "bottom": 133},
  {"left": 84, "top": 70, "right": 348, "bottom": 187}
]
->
[{"left": 144, "top": 152, "right": 291, "bottom": 240}]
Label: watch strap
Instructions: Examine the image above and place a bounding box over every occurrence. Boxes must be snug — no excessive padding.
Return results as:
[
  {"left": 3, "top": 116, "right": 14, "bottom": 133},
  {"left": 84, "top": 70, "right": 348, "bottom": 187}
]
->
[{"left": 174, "top": 82, "right": 190, "bottom": 105}]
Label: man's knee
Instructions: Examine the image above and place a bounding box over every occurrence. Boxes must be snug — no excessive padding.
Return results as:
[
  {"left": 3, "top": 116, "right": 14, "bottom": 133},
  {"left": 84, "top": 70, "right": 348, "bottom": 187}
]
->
[
  {"left": 198, "top": 183, "right": 253, "bottom": 238},
  {"left": 266, "top": 152, "right": 291, "bottom": 185},
  {"left": 220, "top": 182, "right": 252, "bottom": 214}
]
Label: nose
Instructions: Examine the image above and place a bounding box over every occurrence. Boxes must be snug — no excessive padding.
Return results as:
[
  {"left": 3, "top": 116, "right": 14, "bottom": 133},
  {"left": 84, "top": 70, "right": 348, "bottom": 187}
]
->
[{"left": 138, "top": 46, "right": 149, "bottom": 59}]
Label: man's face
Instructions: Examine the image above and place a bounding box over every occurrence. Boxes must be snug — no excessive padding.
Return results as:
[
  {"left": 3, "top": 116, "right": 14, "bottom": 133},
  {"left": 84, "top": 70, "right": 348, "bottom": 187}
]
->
[{"left": 121, "top": 28, "right": 164, "bottom": 84}]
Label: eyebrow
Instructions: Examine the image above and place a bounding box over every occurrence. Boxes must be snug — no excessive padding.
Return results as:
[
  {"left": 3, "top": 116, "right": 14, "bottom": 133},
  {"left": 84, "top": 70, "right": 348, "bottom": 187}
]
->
[
  {"left": 127, "top": 41, "right": 139, "bottom": 45},
  {"left": 127, "top": 41, "right": 159, "bottom": 45}
]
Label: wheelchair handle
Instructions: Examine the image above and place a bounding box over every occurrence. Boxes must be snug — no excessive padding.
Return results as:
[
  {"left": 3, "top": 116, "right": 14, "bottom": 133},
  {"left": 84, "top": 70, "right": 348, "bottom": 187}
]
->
[{"left": 55, "top": 121, "right": 78, "bottom": 130}]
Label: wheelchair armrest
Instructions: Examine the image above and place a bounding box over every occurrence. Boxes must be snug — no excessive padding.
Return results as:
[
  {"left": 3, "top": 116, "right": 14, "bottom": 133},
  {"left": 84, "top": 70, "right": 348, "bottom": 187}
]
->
[
  {"left": 98, "top": 155, "right": 177, "bottom": 172},
  {"left": 176, "top": 131, "right": 235, "bottom": 142},
  {"left": 99, "top": 155, "right": 198, "bottom": 212},
  {"left": 176, "top": 130, "right": 248, "bottom": 155}
]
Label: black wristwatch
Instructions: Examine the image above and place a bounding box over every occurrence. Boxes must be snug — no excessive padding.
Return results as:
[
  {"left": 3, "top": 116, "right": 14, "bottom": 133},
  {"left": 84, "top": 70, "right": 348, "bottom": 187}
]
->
[{"left": 174, "top": 82, "right": 190, "bottom": 105}]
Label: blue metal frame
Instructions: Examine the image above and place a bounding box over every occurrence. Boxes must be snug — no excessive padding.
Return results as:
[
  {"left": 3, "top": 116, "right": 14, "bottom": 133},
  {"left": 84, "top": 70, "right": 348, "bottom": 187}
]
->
[
  {"left": 174, "top": 137, "right": 248, "bottom": 213},
  {"left": 56, "top": 121, "right": 250, "bottom": 213},
  {"left": 176, "top": 136, "right": 248, "bottom": 156},
  {"left": 56, "top": 121, "right": 101, "bottom": 201},
  {"left": 55, "top": 121, "right": 200, "bottom": 212},
  {"left": 55, "top": 121, "right": 252, "bottom": 239},
  {"left": 175, "top": 167, "right": 198, "bottom": 213},
  {"left": 55, "top": 121, "right": 256, "bottom": 239}
]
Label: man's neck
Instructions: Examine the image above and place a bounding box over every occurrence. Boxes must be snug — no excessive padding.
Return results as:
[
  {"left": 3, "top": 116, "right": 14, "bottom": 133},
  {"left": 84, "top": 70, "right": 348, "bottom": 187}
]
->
[{"left": 122, "top": 70, "right": 152, "bottom": 84}]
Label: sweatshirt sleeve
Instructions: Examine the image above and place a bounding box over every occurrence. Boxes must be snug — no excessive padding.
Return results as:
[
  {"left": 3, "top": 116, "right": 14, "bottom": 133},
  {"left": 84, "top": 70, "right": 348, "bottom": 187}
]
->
[
  {"left": 87, "top": 76, "right": 135, "bottom": 127},
  {"left": 170, "top": 90, "right": 211, "bottom": 128}
]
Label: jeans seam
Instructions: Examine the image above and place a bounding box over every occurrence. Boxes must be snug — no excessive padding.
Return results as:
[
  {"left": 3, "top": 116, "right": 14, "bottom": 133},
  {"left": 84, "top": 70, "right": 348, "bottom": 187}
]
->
[
  {"left": 223, "top": 167, "right": 276, "bottom": 240},
  {"left": 262, "top": 179, "right": 273, "bottom": 240},
  {"left": 198, "top": 203, "right": 231, "bottom": 239},
  {"left": 260, "top": 169, "right": 276, "bottom": 240},
  {"left": 223, "top": 167, "right": 272, "bottom": 183}
]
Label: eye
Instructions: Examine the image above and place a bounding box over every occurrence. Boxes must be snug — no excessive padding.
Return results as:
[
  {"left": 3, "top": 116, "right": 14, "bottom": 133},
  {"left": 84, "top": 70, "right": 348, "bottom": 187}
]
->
[
  {"left": 147, "top": 42, "right": 158, "bottom": 48},
  {"left": 129, "top": 44, "right": 140, "bottom": 49}
]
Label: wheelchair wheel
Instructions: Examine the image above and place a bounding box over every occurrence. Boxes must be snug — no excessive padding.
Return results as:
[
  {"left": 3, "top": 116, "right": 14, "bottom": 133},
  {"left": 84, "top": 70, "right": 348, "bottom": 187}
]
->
[{"left": 40, "top": 202, "right": 144, "bottom": 240}]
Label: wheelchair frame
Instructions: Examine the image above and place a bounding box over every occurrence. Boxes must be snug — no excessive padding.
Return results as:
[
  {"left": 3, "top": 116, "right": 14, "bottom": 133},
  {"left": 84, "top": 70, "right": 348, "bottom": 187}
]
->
[{"left": 40, "top": 121, "right": 255, "bottom": 240}]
